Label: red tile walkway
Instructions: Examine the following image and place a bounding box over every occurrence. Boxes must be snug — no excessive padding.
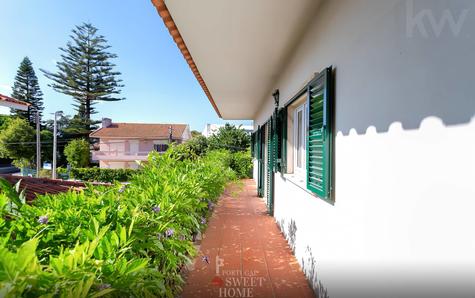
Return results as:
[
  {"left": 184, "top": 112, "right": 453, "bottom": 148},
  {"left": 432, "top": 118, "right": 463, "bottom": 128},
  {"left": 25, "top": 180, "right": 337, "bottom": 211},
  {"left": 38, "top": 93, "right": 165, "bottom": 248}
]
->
[{"left": 182, "top": 179, "right": 315, "bottom": 298}]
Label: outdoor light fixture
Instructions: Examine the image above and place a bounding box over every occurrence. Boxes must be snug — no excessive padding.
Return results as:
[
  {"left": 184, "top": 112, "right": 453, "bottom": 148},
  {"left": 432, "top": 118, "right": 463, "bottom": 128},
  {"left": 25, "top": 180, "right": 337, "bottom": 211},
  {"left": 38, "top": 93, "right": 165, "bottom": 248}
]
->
[{"left": 273, "top": 89, "right": 279, "bottom": 108}]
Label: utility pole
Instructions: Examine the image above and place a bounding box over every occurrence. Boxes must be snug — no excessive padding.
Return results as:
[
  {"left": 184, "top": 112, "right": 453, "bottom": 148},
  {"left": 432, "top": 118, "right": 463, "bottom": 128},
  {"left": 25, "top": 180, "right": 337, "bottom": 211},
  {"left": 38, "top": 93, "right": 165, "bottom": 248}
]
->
[
  {"left": 35, "top": 110, "right": 41, "bottom": 177},
  {"left": 168, "top": 125, "right": 173, "bottom": 144},
  {"left": 52, "top": 111, "right": 63, "bottom": 179}
]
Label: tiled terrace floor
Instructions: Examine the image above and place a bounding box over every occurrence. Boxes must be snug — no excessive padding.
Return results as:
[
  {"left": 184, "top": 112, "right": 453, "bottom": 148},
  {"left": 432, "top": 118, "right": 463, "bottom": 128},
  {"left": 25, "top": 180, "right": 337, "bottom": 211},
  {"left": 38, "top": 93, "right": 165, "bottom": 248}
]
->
[{"left": 182, "top": 179, "right": 315, "bottom": 298}]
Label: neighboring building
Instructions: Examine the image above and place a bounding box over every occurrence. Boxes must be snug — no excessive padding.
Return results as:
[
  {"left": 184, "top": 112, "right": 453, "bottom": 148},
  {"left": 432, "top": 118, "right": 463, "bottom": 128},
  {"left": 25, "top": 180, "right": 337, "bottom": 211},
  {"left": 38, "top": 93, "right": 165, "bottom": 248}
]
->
[
  {"left": 90, "top": 118, "right": 191, "bottom": 169},
  {"left": 154, "top": 0, "right": 475, "bottom": 296},
  {"left": 0, "top": 94, "right": 30, "bottom": 174},
  {"left": 202, "top": 123, "right": 253, "bottom": 137},
  {"left": 0, "top": 93, "right": 30, "bottom": 111}
]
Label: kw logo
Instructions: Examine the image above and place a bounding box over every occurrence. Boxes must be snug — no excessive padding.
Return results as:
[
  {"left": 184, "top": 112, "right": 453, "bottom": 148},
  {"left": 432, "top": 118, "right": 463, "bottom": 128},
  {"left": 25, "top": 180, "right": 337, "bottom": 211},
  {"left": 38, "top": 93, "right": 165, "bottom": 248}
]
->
[{"left": 406, "top": 0, "right": 469, "bottom": 38}]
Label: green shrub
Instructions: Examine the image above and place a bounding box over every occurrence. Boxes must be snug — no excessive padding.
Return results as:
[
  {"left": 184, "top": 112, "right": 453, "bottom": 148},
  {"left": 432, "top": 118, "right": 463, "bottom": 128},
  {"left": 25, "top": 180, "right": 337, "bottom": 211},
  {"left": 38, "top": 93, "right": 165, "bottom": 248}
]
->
[
  {"left": 64, "top": 139, "right": 90, "bottom": 168},
  {"left": 0, "top": 147, "right": 236, "bottom": 297},
  {"left": 70, "top": 167, "right": 137, "bottom": 182},
  {"left": 208, "top": 123, "right": 250, "bottom": 153},
  {"left": 230, "top": 150, "right": 253, "bottom": 178},
  {"left": 38, "top": 169, "right": 52, "bottom": 178}
]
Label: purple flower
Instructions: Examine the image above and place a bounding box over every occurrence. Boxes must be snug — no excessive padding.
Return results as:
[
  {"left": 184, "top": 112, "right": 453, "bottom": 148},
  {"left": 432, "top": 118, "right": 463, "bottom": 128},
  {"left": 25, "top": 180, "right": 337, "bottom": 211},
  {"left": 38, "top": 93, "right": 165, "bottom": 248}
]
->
[
  {"left": 202, "top": 255, "right": 210, "bottom": 264},
  {"left": 97, "top": 283, "right": 111, "bottom": 291},
  {"left": 201, "top": 217, "right": 207, "bottom": 225},
  {"left": 208, "top": 201, "right": 215, "bottom": 210},
  {"left": 152, "top": 206, "right": 161, "bottom": 213},
  {"left": 165, "top": 228, "right": 174, "bottom": 238},
  {"left": 118, "top": 185, "right": 126, "bottom": 193},
  {"left": 38, "top": 215, "right": 48, "bottom": 225}
]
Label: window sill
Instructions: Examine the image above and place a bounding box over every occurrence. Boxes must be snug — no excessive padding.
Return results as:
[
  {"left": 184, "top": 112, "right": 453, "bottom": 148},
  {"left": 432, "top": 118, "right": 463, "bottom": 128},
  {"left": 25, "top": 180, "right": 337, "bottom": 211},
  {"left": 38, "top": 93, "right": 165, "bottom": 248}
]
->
[
  {"left": 282, "top": 173, "right": 334, "bottom": 205},
  {"left": 282, "top": 173, "right": 307, "bottom": 191}
]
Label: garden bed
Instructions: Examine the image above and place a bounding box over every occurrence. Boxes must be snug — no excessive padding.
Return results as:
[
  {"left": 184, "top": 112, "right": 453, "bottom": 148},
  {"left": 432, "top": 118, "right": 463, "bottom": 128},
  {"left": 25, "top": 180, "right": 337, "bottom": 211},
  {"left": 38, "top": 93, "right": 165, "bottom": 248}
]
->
[{"left": 0, "top": 149, "right": 239, "bottom": 297}]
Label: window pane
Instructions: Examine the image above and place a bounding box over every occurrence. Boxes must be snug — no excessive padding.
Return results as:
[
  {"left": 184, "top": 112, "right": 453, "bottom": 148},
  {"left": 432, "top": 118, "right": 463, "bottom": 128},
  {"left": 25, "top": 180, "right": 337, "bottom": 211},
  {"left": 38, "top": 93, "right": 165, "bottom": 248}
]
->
[{"left": 297, "top": 110, "right": 302, "bottom": 168}]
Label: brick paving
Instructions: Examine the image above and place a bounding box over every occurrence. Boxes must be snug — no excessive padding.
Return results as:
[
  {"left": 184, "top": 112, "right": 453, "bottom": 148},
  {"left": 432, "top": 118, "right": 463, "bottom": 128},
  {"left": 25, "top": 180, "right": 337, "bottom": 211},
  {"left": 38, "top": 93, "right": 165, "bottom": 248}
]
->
[{"left": 182, "top": 179, "right": 315, "bottom": 298}]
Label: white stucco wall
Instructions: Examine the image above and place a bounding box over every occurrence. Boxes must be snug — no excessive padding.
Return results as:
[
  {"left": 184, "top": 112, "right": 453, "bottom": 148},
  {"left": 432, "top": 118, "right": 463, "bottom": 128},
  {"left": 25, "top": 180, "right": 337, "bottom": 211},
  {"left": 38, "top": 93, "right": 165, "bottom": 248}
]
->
[{"left": 254, "top": 0, "right": 475, "bottom": 296}]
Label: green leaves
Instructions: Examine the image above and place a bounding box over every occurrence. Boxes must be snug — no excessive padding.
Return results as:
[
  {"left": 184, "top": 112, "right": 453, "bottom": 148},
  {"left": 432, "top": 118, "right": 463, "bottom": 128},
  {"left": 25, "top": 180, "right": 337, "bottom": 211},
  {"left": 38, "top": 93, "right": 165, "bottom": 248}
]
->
[
  {"left": 0, "top": 148, "right": 236, "bottom": 297},
  {"left": 64, "top": 139, "right": 90, "bottom": 168},
  {"left": 70, "top": 168, "right": 137, "bottom": 182}
]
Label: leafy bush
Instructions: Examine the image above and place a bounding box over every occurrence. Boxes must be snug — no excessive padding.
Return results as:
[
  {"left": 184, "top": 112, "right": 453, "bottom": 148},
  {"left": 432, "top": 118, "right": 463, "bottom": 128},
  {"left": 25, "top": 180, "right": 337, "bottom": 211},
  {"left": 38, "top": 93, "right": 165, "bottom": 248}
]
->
[
  {"left": 70, "top": 167, "right": 137, "bottom": 182},
  {"left": 230, "top": 150, "right": 253, "bottom": 178},
  {"left": 0, "top": 118, "right": 35, "bottom": 167},
  {"left": 0, "top": 148, "right": 236, "bottom": 297},
  {"left": 208, "top": 123, "right": 250, "bottom": 153},
  {"left": 38, "top": 169, "right": 52, "bottom": 178},
  {"left": 64, "top": 139, "right": 90, "bottom": 168},
  {"left": 185, "top": 135, "right": 209, "bottom": 156}
]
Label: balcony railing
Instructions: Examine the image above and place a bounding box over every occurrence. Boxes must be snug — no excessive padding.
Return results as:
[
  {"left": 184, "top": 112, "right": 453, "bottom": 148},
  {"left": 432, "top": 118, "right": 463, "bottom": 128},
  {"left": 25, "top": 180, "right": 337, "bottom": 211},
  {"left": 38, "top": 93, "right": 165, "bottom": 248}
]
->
[{"left": 91, "top": 150, "right": 150, "bottom": 161}]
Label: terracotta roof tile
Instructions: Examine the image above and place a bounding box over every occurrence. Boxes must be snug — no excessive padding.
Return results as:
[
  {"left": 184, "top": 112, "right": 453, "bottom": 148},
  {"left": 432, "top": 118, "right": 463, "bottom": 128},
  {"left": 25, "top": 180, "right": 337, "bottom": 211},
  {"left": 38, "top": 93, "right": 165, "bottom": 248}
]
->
[
  {"left": 0, "top": 175, "right": 96, "bottom": 202},
  {"left": 90, "top": 123, "right": 188, "bottom": 139},
  {"left": 0, "top": 93, "right": 31, "bottom": 107}
]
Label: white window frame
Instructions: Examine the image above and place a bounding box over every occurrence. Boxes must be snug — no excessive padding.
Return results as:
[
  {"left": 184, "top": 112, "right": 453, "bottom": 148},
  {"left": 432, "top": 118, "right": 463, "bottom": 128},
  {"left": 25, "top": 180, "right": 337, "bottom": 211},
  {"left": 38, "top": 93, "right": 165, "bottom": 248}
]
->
[{"left": 293, "top": 103, "right": 307, "bottom": 179}]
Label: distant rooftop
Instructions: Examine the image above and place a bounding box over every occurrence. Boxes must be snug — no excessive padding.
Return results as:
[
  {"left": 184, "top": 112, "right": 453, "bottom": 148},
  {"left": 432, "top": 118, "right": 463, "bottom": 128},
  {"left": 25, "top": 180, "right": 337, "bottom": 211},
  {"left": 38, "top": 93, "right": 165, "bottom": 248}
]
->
[
  {"left": 0, "top": 93, "right": 31, "bottom": 111},
  {"left": 90, "top": 119, "right": 188, "bottom": 139}
]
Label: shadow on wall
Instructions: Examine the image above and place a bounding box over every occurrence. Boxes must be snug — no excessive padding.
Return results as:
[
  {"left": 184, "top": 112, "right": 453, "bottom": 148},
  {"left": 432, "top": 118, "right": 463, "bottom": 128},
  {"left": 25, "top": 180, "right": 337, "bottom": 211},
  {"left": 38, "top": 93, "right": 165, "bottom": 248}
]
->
[
  {"left": 278, "top": 218, "right": 328, "bottom": 297},
  {"left": 329, "top": 0, "right": 475, "bottom": 136},
  {"left": 301, "top": 246, "right": 330, "bottom": 298},
  {"left": 277, "top": 218, "right": 297, "bottom": 253},
  {"left": 333, "top": 66, "right": 475, "bottom": 136}
]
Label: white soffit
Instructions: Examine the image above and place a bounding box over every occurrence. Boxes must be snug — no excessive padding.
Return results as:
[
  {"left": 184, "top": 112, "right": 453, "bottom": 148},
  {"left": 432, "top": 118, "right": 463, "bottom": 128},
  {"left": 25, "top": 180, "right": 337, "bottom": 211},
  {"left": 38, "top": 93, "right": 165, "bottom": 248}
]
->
[{"left": 164, "top": 0, "right": 318, "bottom": 119}]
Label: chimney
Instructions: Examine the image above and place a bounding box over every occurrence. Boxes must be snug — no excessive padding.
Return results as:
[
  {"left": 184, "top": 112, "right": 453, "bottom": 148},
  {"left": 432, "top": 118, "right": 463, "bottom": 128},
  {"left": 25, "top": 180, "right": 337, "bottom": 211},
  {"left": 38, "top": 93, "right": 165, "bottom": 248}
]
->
[{"left": 102, "top": 118, "right": 112, "bottom": 128}]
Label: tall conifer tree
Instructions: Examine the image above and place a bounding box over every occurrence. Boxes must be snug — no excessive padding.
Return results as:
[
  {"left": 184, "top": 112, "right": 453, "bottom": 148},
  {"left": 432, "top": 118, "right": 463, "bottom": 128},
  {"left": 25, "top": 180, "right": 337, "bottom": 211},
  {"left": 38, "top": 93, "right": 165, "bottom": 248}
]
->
[
  {"left": 11, "top": 57, "right": 44, "bottom": 125},
  {"left": 42, "top": 23, "right": 124, "bottom": 132}
]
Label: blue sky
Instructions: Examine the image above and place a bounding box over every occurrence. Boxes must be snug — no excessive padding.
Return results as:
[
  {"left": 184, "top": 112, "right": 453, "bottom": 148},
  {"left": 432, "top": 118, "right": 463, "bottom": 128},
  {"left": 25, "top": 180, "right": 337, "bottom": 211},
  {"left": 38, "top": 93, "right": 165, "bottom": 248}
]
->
[{"left": 0, "top": 0, "right": 250, "bottom": 131}]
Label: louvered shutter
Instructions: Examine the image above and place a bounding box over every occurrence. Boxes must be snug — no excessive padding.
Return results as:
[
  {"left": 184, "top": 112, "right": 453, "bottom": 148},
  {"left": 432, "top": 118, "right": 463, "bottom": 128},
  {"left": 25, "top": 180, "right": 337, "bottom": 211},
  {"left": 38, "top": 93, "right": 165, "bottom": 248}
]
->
[
  {"left": 251, "top": 132, "right": 256, "bottom": 157},
  {"left": 306, "top": 67, "right": 332, "bottom": 200},
  {"left": 257, "top": 126, "right": 263, "bottom": 197},
  {"left": 266, "top": 118, "right": 274, "bottom": 213},
  {"left": 276, "top": 108, "right": 287, "bottom": 173}
]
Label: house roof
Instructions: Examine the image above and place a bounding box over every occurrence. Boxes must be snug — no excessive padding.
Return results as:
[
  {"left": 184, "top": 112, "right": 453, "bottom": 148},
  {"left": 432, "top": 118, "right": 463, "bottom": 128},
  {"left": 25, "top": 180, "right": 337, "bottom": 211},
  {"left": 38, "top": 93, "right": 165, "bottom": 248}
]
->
[
  {"left": 151, "top": 0, "right": 318, "bottom": 120},
  {"left": 0, "top": 175, "right": 90, "bottom": 202},
  {"left": 0, "top": 93, "right": 31, "bottom": 111},
  {"left": 90, "top": 123, "right": 188, "bottom": 139}
]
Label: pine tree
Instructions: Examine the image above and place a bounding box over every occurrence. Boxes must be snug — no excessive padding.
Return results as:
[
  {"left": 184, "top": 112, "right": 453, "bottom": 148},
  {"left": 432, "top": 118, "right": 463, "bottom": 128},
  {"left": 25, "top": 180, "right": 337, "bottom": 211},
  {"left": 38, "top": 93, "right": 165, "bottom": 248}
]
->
[
  {"left": 11, "top": 57, "right": 44, "bottom": 125},
  {"left": 42, "top": 23, "right": 124, "bottom": 132}
]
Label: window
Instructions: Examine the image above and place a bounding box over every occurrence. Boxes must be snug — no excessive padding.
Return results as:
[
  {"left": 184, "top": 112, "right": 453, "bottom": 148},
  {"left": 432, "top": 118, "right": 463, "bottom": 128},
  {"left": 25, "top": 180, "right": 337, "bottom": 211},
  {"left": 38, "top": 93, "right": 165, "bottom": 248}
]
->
[
  {"left": 276, "top": 66, "right": 333, "bottom": 202},
  {"left": 280, "top": 94, "right": 306, "bottom": 185},
  {"left": 293, "top": 103, "right": 306, "bottom": 177},
  {"left": 154, "top": 144, "right": 169, "bottom": 152}
]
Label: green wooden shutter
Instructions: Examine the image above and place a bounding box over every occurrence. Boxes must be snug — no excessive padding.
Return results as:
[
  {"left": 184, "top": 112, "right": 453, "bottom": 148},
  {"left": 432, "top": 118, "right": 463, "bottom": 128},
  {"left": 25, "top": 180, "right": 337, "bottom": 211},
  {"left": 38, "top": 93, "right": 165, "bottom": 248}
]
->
[
  {"left": 306, "top": 67, "right": 332, "bottom": 200},
  {"left": 276, "top": 108, "right": 287, "bottom": 173},
  {"left": 251, "top": 132, "right": 256, "bottom": 157},
  {"left": 266, "top": 118, "right": 274, "bottom": 214},
  {"left": 257, "top": 125, "right": 265, "bottom": 198}
]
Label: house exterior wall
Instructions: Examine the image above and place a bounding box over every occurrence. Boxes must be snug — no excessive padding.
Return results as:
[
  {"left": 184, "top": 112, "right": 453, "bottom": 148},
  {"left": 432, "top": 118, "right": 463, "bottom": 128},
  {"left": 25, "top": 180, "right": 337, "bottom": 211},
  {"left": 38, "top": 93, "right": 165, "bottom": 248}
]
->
[
  {"left": 253, "top": 0, "right": 475, "bottom": 296},
  {"left": 95, "top": 138, "right": 175, "bottom": 168}
]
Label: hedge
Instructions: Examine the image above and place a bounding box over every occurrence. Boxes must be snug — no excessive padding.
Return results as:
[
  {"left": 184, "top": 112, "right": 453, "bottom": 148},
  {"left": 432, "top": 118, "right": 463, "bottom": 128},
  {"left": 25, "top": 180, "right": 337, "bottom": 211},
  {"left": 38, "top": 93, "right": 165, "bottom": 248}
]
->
[
  {"left": 70, "top": 167, "right": 137, "bottom": 183},
  {"left": 0, "top": 148, "right": 237, "bottom": 297}
]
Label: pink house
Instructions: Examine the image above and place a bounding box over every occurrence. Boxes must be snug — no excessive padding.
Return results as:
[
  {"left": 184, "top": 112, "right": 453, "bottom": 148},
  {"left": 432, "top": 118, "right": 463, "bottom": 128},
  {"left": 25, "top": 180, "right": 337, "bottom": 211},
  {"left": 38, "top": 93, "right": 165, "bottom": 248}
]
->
[{"left": 90, "top": 118, "right": 191, "bottom": 169}]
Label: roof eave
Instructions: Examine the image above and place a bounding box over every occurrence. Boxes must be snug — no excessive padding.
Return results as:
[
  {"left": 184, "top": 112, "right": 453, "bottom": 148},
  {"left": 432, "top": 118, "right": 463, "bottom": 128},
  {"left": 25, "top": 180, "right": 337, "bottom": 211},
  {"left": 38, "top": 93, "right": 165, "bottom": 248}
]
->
[{"left": 151, "top": 0, "right": 222, "bottom": 118}]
